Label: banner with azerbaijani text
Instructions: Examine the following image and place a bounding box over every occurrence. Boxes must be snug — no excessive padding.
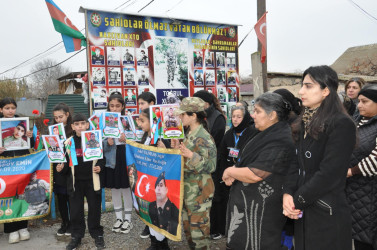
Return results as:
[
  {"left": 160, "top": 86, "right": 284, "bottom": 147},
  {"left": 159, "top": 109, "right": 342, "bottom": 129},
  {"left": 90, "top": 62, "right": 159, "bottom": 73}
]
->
[
  {"left": 0, "top": 151, "right": 52, "bottom": 223},
  {"left": 126, "top": 140, "right": 183, "bottom": 241}
]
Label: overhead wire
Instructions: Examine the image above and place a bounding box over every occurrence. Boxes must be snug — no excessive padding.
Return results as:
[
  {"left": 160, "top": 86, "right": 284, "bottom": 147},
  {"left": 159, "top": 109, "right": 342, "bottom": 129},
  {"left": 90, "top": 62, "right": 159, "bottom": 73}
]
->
[
  {"left": 138, "top": 0, "right": 154, "bottom": 13},
  {"left": 347, "top": 0, "right": 377, "bottom": 22},
  {"left": 0, "top": 0, "right": 132, "bottom": 77}
]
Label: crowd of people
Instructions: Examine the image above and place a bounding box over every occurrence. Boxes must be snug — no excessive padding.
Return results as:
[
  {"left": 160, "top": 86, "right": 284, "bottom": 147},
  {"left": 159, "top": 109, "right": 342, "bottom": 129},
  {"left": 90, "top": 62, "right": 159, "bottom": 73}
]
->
[{"left": 1, "top": 65, "right": 377, "bottom": 250}]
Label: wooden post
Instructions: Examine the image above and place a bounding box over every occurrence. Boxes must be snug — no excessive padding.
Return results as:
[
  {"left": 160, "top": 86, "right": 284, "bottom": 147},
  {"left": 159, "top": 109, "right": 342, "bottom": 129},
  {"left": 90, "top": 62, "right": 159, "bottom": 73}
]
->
[
  {"left": 257, "top": 0, "right": 268, "bottom": 92},
  {"left": 252, "top": 52, "right": 264, "bottom": 99}
]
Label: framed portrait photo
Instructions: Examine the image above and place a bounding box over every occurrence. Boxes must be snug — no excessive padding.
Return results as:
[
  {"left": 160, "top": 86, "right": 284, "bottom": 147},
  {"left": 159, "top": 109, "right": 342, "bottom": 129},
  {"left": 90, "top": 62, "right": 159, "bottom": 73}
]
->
[{"left": 0, "top": 117, "right": 30, "bottom": 151}]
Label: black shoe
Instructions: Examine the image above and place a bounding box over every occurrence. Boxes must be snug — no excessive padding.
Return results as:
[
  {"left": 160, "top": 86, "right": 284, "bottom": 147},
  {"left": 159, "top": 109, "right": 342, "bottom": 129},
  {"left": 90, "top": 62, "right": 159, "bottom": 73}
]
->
[
  {"left": 140, "top": 225, "right": 150, "bottom": 239},
  {"left": 65, "top": 224, "right": 71, "bottom": 236},
  {"left": 57, "top": 223, "right": 67, "bottom": 236},
  {"left": 95, "top": 235, "right": 105, "bottom": 250},
  {"left": 146, "top": 235, "right": 158, "bottom": 250},
  {"left": 159, "top": 238, "right": 170, "bottom": 250},
  {"left": 66, "top": 237, "right": 81, "bottom": 250}
]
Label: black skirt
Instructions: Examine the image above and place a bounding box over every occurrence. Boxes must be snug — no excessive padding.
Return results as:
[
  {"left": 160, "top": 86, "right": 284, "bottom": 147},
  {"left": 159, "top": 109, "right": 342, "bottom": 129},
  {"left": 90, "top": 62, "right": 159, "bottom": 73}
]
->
[{"left": 101, "top": 145, "right": 130, "bottom": 189}]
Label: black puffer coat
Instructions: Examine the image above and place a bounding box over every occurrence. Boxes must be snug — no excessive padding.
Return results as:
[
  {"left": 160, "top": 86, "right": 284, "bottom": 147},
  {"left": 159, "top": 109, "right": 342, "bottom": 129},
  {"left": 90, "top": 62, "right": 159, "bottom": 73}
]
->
[{"left": 346, "top": 114, "right": 377, "bottom": 248}]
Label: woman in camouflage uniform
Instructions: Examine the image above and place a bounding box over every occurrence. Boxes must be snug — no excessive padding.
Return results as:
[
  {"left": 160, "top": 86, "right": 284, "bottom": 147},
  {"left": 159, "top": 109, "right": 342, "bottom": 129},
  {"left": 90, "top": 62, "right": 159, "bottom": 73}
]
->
[{"left": 172, "top": 97, "right": 217, "bottom": 250}]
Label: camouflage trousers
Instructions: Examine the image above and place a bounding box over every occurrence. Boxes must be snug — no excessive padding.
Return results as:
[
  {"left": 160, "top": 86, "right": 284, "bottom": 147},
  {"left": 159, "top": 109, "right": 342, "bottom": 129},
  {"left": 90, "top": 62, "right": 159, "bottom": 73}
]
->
[{"left": 182, "top": 201, "right": 212, "bottom": 250}]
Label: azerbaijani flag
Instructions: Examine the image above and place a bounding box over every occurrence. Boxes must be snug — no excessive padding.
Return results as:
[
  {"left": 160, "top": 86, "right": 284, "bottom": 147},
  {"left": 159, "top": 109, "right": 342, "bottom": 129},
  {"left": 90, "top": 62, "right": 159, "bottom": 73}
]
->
[
  {"left": 33, "top": 124, "right": 43, "bottom": 151},
  {"left": 45, "top": 0, "right": 86, "bottom": 53},
  {"left": 65, "top": 137, "right": 78, "bottom": 167}
]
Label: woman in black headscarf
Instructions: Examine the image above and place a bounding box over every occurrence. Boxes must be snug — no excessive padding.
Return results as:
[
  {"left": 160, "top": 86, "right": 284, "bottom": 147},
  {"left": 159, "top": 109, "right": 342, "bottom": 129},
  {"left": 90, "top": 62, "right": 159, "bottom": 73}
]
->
[{"left": 210, "top": 104, "right": 258, "bottom": 240}]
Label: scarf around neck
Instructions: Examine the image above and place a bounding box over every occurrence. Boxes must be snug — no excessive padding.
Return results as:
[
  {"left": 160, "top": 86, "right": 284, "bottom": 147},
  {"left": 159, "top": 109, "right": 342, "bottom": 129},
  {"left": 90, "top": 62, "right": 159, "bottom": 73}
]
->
[{"left": 302, "top": 107, "right": 318, "bottom": 134}]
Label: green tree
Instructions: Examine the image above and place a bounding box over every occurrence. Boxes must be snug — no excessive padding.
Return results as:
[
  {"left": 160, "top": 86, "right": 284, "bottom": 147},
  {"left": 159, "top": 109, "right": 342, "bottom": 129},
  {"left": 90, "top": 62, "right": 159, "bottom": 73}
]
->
[{"left": 0, "top": 78, "right": 29, "bottom": 100}]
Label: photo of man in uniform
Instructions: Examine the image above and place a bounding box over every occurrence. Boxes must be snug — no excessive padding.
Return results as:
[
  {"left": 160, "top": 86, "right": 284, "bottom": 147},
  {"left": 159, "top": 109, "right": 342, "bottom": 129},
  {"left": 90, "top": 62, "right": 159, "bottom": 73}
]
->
[
  {"left": 86, "top": 132, "right": 100, "bottom": 149},
  {"left": 2, "top": 121, "right": 28, "bottom": 148},
  {"left": 138, "top": 50, "right": 148, "bottom": 66},
  {"left": 47, "top": 136, "right": 60, "bottom": 152},
  {"left": 166, "top": 41, "right": 177, "bottom": 85},
  {"left": 22, "top": 172, "right": 50, "bottom": 217},
  {"left": 148, "top": 172, "right": 179, "bottom": 235},
  {"left": 124, "top": 68, "right": 135, "bottom": 85},
  {"left": 92, "top": 47, "right": 104, "bottom": 65},
  {"left": 123, "top": 48, "right": 134, "bottom": 64},
  {"left": 138, "top": 69, "right": 149, "bottom": 85},
  {"left": 164, "top": 108, "right": 178, "bottom": 128}
]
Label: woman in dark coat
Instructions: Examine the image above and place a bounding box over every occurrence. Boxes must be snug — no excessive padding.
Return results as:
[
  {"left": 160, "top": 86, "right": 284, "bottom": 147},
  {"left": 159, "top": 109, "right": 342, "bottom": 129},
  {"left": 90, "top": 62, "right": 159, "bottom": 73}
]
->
[
  {"left": 283, "top": 65, "right": 357, "bottom": 250},
  {"left": 210, "top": 105, "right": 258, "bottom": 239},
  {"left": 346, "top": 84, "right": 377, "bottom": 250},
  {"left": 223, "top": 92, "right": 295, "bottom": 250}
]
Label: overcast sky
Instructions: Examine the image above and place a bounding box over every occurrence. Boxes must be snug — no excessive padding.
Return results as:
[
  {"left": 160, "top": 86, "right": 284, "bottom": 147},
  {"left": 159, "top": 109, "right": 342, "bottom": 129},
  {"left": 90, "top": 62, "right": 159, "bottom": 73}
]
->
[{"left": 0, "top": 0, "right": 376, "bottom": 81}]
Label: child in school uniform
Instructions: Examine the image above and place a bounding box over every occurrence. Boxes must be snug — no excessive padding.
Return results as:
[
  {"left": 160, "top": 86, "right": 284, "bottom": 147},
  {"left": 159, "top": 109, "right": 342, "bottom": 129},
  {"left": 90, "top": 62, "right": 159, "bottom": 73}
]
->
[
  {"left": 52, "top": 103, "right": 73, "bottom": 236},
  {"left": 101, "top": 92, "right": 133, "bottom": 234},
  {"left": 0, "top": 97, "right": 33, "bottom": 244},
  {"left": 57, "top": 113, "right": 105, "bottom": 250}
]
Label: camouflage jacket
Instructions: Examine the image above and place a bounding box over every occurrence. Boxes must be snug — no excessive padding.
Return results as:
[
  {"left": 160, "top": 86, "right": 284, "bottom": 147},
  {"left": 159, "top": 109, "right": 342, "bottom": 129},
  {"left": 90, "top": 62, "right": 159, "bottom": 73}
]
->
[{"left": 183, "top": 124, "right": 216, "bottom": 208}]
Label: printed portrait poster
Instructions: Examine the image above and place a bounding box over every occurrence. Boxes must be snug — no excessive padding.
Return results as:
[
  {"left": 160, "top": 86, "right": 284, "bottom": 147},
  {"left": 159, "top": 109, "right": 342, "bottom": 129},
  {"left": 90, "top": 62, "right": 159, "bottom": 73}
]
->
[
  {"left": 126, "top": 108, "right": 137, "bottom": 116},
  {"left": 108, "top": 88, "right": 122, "bottom": 97},
  {"left": 120, "top": 115, "right": 136, "bottom": 140},
  {"left": 161, "top": 105, "right": 184, "bottom": 140},
  {"left": 206, "top": 87, "right": 216, "bottom": 96},
  {"left": 82, "top": 130, "right": 103, "bottom": 162},
  {"left": 88, "top": 114, "right": 100, "bottom": 130},
  {"left": 204, "top": 51, "right": 215, "bottom": 68},
  {"left": 205, "top": 70, "right": 215, "bottom": 86},
  {"left": 138, "top": 86, "right": 151, "bottom": 96},
  {"left": 217, "top": 87, "right": 227, "bottom": 102},
  {"left": 227, "top": 70, "right": 237, "bottom": 85},
  {"left": 0, "top": 118, "right": 30, "bottom": 151},
  {"left": 154, "top": 37, "right": 188, "bottom": 89},
  {"left": 126, "top": 140, "right": 183, "bottom": 241},
  {"left": 193, "top": 50, "right": 203, "bottom": 68},
  {"left": 48, "top": 123, "right": 66, "bottom": 143},
  {"left": 0, "top": 151, "right": 51, "bottom": 222},
  {"left": 102, "top": 112, "right": 121, "bottom": 138},
  {"left": 42, "top": 135, "right": 66, "bottom": 163},
  {"left": 92, "top": 88, "right": 108, "bottom": 108},
  {"left": 92, "top": 67, "right": 106, "bottom": 86},
  {"left": 108, "top": 67, "right": 121, "bottom": 86},
  {"left": 194, "top": 69, "right": 203, "bottom": 86},
  {"left": 132, "top": 115, "right": 144, "bottom": 141},
  {"left": 217, "top": 70, "right": 226, "bottom": 85},
  {"left": 125, "top": 88, "right": 137, "bottom": 106},
  {"left": 137, "top": 48, "right": 149, "bottom": 66},
  {"left": 137, "top": 68, "right": 149, "bottom": 86},
  {"left": 226, "top": 52, "right": 236, "bottom": 68},
  {"left": 122, "top": 47, "right": 135, "bottom": 66},
  {"left": 91, "top": 46, "right": 105, "bottom": 65},
  {"left": 216, "top": 52, "right": 226, "bottom": 67},
  {"left": 228, "top": 87, "right": 238, "bottom": 102},
  {"left": 107, "top": 46, "right": 121, "bottom": 66},
  {"left": 123, "top": 68, "right": 136, "bottom": 86}
]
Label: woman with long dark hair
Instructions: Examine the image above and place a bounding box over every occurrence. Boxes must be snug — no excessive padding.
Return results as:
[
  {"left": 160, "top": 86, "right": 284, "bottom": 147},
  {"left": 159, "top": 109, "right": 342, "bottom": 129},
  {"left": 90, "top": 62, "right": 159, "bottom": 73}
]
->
[{"left": 283, "top": 65, "right": 356, "bottom": 250}]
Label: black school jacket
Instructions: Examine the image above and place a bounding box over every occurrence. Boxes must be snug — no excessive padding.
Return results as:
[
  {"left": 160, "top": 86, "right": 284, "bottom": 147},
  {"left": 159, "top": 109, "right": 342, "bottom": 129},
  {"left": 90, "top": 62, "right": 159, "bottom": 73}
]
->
[{"left": 284, "top": 113, "right": 356, "bottom": 250}]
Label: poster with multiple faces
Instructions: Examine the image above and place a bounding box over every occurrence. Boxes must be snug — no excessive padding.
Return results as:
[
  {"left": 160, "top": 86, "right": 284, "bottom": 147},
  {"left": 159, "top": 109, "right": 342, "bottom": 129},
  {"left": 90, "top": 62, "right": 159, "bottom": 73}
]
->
[{"left": 85, "top": 10, "right": 239, "bottom": 115}]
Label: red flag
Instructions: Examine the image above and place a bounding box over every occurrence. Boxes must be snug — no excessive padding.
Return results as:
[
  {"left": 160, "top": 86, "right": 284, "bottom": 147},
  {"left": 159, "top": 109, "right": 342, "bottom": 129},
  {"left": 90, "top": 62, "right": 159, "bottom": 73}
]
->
[{"left": 254, "top": 12, "right": 267, "bottom": 63}]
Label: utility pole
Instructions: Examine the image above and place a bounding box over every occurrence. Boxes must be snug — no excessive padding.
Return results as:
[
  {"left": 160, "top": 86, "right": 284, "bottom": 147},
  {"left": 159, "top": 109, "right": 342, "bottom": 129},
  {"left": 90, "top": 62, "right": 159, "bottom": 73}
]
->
[{"left": 257, "top": 0, "right": 267, "bottom": 92}]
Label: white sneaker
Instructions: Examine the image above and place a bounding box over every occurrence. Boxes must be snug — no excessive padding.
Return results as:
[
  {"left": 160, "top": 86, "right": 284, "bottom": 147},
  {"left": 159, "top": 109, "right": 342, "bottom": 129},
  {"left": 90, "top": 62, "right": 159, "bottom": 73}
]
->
[
  {"left": 112, "top": 219, "right": 123, "bottom": 233},
  {"left": 9, "top": 231, "right": 20, "bottom": 244},
  {"left": 120, "top": 220, "right": 133, "bottom": 234},
  {"left": 19, "top": 228, "right": 30, "bottom": 241}
]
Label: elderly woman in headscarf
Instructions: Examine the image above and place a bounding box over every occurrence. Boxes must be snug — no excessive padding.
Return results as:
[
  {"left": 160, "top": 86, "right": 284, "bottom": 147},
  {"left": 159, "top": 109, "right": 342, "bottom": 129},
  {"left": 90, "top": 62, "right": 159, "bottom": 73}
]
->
[
  {"left": 223, "top": 92, "right": 295, "bottom": 249},
  {"left": 210, "top": 104, "right": 258, "bottom": 240},
  {"left": 346, "top": 84, "right": 377, "bottom": 250}
]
